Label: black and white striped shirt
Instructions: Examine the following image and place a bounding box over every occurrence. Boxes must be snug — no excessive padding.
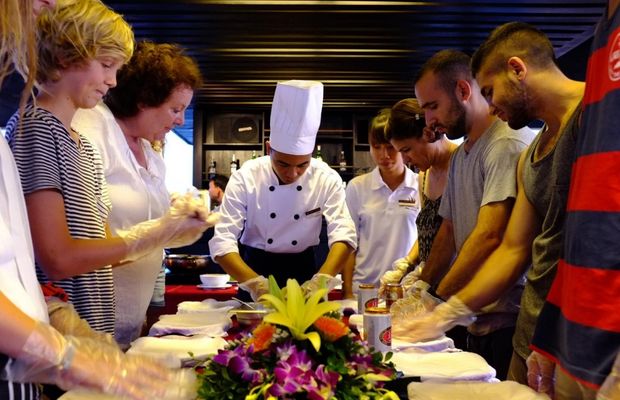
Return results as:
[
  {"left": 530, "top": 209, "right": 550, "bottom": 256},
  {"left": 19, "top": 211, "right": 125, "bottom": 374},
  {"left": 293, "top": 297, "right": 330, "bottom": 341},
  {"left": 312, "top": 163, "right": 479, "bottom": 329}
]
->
[{"left": 6, "top": 105, "right": 115, "bottom": 334}]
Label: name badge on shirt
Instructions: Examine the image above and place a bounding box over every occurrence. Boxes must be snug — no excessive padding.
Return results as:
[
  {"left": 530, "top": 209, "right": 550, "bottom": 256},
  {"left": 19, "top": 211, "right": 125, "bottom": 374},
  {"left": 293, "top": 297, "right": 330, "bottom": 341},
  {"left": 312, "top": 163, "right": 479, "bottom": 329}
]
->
[
  {"left": 305, "top": 207, "right": 321, "bottom": 216},
  {"left": 398, "top": 199, "right": 418, "bottom": 209}
]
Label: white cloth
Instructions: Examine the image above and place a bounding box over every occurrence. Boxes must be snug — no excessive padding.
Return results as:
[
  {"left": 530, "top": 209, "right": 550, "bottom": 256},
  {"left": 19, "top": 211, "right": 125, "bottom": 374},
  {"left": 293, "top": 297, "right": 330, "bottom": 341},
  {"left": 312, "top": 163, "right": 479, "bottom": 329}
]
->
[
  {"left": 209, "top": 156, "right": 356, "bottom": 257},
  {"left": 407, "top": 381, "right": 550, "bottom": 400},
  {"left": 345, "top": 167, "right": 419, "bottom": 292},
  {"left": 391, "top": 351, "right": 496, "bottom": 381},
  {"left": 0, "top": 136, "right": 48, "bottom": 323},
  {"left": 148, "top": 313, "right": 231, "bottom": 337},
  {"left": 128, "top": 334, "right": 228, "bottom": 364},
  {"left": 269, "top": 80, "right": 323, "bottom": 155},
  {"left": 73, "top": 103, "right": 170, "bottom": 346},
  {"left": 176, "top": 299, "right": 240, "bottom": 314},
  {"left": 391, "top": 337, "right": 455, "bottom": 353}
]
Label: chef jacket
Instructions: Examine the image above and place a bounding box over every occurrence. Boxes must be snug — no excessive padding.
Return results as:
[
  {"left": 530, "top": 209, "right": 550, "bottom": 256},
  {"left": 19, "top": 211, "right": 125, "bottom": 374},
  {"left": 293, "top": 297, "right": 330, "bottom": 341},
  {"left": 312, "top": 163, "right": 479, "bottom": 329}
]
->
[{"left": 209, "top": 156, "right": 357, "bottom": 257}]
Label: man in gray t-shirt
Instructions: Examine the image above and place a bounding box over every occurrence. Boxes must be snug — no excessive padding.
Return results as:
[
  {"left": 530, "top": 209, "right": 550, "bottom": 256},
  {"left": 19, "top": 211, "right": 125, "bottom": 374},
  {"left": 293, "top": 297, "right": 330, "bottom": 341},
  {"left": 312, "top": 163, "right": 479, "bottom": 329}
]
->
[{"left": 393, "top": 49, "right": 533, "bottom": 380}]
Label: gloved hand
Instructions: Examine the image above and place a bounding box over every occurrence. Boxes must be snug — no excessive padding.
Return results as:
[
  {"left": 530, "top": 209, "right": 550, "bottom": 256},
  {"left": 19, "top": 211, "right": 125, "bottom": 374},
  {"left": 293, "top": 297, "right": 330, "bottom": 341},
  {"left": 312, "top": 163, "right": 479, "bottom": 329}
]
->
[
  {"left": 302, "top": 273, "right": 342, "bottom": 296},
  {"left": 405, "top": 278, "right": 431, "bottom": 299},
  {"left": 5, "top": 321, "right": 197, "bottom": 400},
  {"left": 46, "top": 297, "right": 116, "bottom": 347},
  {"left": 598, "top": 351, "right": 620, "bottom": 400},
  {"left": 392, "top": 295, "right": 475, "bottom": 343},
  {"left": 526, "top": 351, "right": 555, "bottom": 398},
  {"left": 390, "top": 290, "right": 442, "bottom": 320},
  {"left": 401, "top": 261, "right": 425, "bottom": 292},
  {"left": 239, "top": 275, "right": 270, "bottom": 301},
  {"left": 378, "top": 257, "right": 411, "bottom": 296},
  {"left": 118, "top": 193, "right": 219, "bottom": 262}
]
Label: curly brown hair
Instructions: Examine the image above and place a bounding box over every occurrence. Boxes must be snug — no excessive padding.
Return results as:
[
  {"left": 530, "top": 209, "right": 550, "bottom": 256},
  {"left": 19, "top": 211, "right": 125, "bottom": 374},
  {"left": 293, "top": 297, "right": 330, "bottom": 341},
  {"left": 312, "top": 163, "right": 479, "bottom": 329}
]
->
[{"left": 105, "top": 40, "right": 202, "bottom": 118}]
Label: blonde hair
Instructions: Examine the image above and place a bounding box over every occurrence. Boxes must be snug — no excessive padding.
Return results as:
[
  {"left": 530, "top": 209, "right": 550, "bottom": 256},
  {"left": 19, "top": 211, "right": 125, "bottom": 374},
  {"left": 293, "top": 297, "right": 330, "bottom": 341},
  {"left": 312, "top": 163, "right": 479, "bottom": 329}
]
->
[
  {"left": 36, "top": 0, "right": 134, "bottom": 83},
  {"left": 0, "top": 0, "right": 37, "bottom": 112}
]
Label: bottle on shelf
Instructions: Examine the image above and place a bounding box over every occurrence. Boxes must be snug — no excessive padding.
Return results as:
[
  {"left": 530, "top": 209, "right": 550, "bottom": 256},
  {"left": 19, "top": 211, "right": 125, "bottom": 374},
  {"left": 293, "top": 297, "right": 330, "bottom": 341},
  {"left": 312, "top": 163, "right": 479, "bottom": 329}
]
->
[
  {"left": 208, "top": 159, "right": 217, "bottom": 180},
  {"left": 251, "top": 150, "right": 258, "bottom": 159},
  {"left": 338, "top": 150, "right": 347, "bottom": 172},
  {"left": 315, "top": 145, "right": 323, "bottom": 161},
  {"left": 230, "top": 154, "right": 237, "bottom": 175}
]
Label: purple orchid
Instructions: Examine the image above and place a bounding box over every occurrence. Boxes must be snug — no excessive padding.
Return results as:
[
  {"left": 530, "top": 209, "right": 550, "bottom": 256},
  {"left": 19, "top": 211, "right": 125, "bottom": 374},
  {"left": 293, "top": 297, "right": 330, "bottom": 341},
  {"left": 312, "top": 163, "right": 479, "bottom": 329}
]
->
[{"left": 212, "top": 344, "right": 264, "bottom": 384}]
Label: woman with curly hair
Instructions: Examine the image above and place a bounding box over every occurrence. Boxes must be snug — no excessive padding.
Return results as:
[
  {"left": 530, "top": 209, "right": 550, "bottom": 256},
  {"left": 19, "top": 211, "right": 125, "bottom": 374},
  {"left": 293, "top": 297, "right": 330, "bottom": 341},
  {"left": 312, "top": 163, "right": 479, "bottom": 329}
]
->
[{"left": 73, "top": 40, "right": 204, "bottom": 347}]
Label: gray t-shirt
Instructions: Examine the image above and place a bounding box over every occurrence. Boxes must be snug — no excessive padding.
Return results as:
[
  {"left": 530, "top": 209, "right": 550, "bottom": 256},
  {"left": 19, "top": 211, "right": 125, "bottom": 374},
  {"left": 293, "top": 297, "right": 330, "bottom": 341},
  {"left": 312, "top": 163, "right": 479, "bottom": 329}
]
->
[
  {"left": 439, "top": 119, "right": 535, "bottom": 335},
  {"left": 513, "top": 106, "right": 580, "bottom": 359},
  {"left": 440, "top": 120, "right": 535, "bottom": 249}
]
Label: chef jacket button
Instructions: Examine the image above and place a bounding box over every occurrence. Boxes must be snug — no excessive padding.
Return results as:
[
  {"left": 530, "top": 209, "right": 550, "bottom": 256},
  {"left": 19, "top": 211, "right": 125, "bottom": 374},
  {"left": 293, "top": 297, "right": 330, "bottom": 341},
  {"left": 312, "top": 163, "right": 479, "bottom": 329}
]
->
[
  {"left": 292, "top": 240, "right": 298, "bottom": 246},
  {"left": 267, "top": 238, "right": 273, "bottom": 244},
  {"left": 269, "top": 186, "right": 275, "bottom": 191},
  {"left": 270, "top": 212, "right": 276, "bottom": 219},
  {"left": 296, "top": 185, "right": 302, "bottom": 191},
  {"left": 294, "top": 214, "right": 300, "bottom": 220}
]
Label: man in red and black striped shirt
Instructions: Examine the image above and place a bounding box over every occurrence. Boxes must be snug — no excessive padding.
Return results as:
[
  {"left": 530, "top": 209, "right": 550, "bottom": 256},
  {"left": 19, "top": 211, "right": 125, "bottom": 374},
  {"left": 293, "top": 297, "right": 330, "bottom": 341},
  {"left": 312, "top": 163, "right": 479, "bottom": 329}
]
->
[{"left": 530, "top": 1, "right": 620, "bottom": 399}]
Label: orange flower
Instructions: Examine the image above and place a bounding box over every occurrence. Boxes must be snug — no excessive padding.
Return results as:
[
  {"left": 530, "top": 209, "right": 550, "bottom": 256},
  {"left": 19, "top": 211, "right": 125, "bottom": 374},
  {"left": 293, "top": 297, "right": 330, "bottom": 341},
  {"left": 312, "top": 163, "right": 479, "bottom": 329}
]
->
[
  {"left": 313, "top": 316, "right": 349, "bottom": 342},
  {"left": 247, "top": 323, "right": 277, "bottom": 352}
]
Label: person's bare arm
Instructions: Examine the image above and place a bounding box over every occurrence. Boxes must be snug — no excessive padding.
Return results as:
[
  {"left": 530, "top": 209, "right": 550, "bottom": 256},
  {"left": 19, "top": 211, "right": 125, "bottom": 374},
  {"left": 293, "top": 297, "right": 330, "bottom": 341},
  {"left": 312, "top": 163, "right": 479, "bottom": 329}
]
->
[
  {"left": 456, "top": 152, "right": 540, "bottom": 310},
  {"left": 318, "top": 242, "right": 354, "bottom": 276},
  {"left": 436, "top": 198, "right": 514, "bottom": 298},
  {"left": 418, "top": 219, "right": 456, "bottom": 287},
  {"left": 214, "top": 252, "right": 259, "bottom": 283},
  {"left": 341, "top": 251, "right": 356, "bottom": 299},
  {"left": 26, "top": 190, "right": 127, "bottom": 280}
]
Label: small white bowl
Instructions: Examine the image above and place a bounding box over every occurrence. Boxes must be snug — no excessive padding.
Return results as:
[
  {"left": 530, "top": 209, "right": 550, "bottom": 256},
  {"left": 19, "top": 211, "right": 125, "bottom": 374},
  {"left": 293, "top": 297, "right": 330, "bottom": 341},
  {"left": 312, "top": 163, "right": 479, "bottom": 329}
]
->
[{"left": 199, "top": 273, "right": 230, "bottom": 287}]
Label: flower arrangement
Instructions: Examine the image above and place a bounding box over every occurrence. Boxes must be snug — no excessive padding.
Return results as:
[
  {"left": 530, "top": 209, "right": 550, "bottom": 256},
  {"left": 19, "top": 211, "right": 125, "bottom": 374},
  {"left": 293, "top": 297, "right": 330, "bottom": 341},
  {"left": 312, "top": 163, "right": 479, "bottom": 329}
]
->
[{"left": 197, "top": 277, "right": 398, "bottom": 399}]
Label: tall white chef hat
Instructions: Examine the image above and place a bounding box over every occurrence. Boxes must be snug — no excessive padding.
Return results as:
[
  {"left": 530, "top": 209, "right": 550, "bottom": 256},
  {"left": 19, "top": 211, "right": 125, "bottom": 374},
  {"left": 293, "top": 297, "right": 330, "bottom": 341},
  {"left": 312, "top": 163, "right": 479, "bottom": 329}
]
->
[{"left": 269, "top": 80, "right": 323, "bottom": 155}]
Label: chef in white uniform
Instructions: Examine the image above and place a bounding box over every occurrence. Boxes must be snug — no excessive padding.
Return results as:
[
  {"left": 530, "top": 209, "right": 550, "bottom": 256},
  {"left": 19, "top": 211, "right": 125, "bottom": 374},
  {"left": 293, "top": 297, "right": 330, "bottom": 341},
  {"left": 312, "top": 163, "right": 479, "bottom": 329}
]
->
[{"left": 208, "top": 80, "right": 357, "bottom": 300}]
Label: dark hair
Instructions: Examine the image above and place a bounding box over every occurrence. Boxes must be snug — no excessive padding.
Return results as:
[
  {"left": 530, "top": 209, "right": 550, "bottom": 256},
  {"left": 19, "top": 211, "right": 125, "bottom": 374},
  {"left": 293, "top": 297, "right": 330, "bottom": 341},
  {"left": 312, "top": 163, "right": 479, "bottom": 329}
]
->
[
  {"left": 105, "top": 40, "right": 202, "bottom": 118},
  {"left": 414, "top": 49, "right": 473, "bottom": 95},
  {"left": 209, "top": 174, "right": 229, "bottom": 191},
  {"left": 368, "top": 108, "right": 391, "bottom": 145},
  {"left": 471, "top": 22, "right": 557, "bottom": 77},
  {"left": 385, "top": 98, "right": 426, "bottom": 141}
]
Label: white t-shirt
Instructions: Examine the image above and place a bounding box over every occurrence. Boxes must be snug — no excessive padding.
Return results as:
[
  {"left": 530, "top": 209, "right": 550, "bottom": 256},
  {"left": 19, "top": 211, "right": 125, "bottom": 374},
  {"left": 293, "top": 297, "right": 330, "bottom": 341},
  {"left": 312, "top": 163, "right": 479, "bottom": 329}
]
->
[
  {"left": 73, "top": 103, "right": 169, "bottom": 345},
  {"left": 0, "top": 136, "right": 47, "bottom": 323},
  {"left": 345, "top": 167, "right": 419, "bottom": 291}
]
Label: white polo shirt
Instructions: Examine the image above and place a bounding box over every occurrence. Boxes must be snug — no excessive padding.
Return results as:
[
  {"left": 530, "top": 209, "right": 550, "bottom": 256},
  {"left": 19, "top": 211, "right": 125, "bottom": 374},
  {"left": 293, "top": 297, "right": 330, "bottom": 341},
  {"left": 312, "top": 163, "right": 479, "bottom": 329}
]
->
[{"left": 345, "top": 167, "right": 419, "bottom": 292}]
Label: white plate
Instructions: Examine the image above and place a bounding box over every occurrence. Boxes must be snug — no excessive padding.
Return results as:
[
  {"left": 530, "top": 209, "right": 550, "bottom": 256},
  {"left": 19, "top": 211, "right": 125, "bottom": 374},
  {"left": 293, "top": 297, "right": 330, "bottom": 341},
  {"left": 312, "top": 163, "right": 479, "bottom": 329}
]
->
[{"left": 197, "top": 283, "right": 232, "bottom": 289}]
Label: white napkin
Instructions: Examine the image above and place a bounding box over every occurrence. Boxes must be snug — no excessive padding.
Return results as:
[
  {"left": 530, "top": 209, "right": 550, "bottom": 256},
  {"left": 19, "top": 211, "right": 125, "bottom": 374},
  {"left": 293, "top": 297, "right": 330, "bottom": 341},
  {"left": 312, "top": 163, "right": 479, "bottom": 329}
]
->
[
  {"left": 392, "top": 336, "right": 455, "bottom": 353},
  {"left": 177, "top": 298, "right": 240, "bottom": 314},
  {"left": 332, "top": 298, "right": 358, "bottom": 313},
  {"left": 149, "top": 312, "right": 231, "bottom": 336},
  {"left": 128, "top": 334, "right": 228, "bottom": 364},
  {"left": 391, "top": 351, "right": 496, "bottom": 382},
  {"left": 407, "top": 380, "right": 550, "bottom": 400}
]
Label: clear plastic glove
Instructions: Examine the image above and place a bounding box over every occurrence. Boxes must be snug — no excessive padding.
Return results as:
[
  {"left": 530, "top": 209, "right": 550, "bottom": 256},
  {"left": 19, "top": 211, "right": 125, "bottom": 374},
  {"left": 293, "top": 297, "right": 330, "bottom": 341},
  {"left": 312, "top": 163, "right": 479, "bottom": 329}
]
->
[
  {"left": 390, "top": 290, "right": 442, "bottom": 320},
  {"left": 378, "top": 257, "right": 411, "bottom": 296},
  {"left": 405, "top": 278, "right": 431, "bottom": 299},
  {"left": 526, "top": 351, "right": 555, "bottom": 398},
  {"left": 5, "top": 321, "right": 197, "bottom": 400},
  {"left": 598, "top": 351, "right": 620, "bottom": 400},
  {"left": 46, "top": 298, "right": 116, "bottom": 347},
  {"left": 118, "top": 193, "right": 218, "bottom": 262},
  {"left": 302, "top": 273, "right": 342, "bottom": 296},
  {"left": 392, "top": 295, "right": 475, "bottom": 343},
  {"left": 401, "top": 261, "right": 425, "bottom": 292},
  {"left": 239, "top": 275, "right": 270, "bottom": 301}
]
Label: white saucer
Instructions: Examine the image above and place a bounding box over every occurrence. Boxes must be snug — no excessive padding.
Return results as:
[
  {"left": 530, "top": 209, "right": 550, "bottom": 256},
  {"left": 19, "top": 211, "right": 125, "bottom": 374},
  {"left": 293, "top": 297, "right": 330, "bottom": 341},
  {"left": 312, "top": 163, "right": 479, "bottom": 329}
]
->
[{"left": 197, "top": 283, "right": 233, "bottom": 290}]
